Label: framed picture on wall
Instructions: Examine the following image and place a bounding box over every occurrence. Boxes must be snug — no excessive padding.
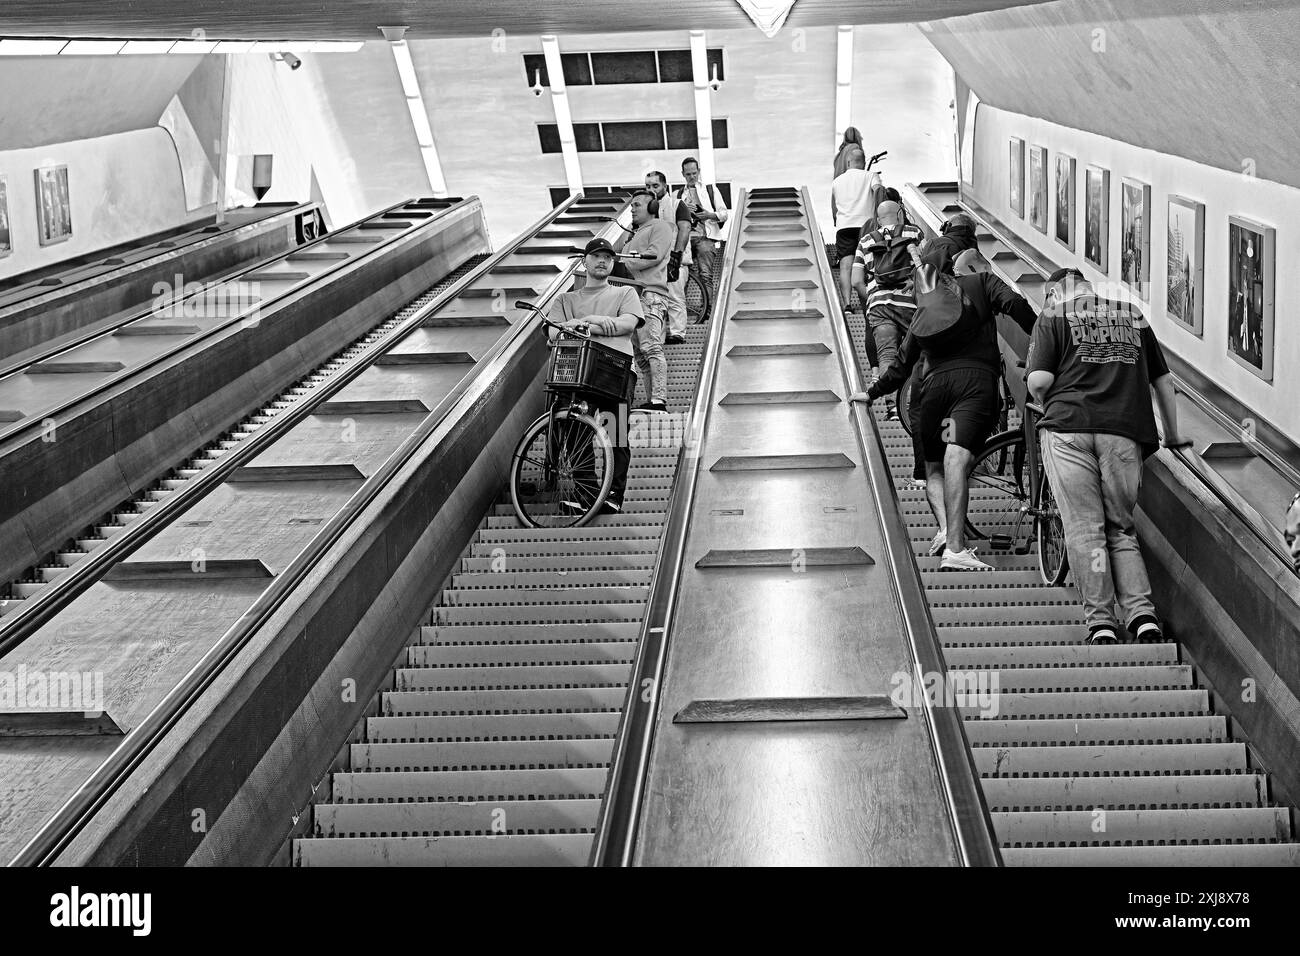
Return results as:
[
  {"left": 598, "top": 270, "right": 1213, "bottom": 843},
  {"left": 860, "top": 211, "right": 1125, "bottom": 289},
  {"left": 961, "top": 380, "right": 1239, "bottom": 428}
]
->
[
  {"left": 0, "top": 175, "right": 12, "bottom": 259},
  {"left": 34, "top": 165, "right": 72, "bottom": 247},
  {"left": 1121, "top": 180, "right": 1151, "bottom": 300},
  {"left": 1009, "top": 137, "right": 1025, "bottom": 219},
  {"left": 1166, "top": 195, "right": 1204, "bottom": 335},
  {"left": 1054, "top": 154, "right": 1076, "bottom": 251},
  {"left": 1226, "top": 216, "right": 1275, "bottom": 381},
  {"left": 1084, "top": 165, "right": 1109, "bottom": 271},
  {"left": 1028, "top": 145, "right": 1048, "bottom": 234}
]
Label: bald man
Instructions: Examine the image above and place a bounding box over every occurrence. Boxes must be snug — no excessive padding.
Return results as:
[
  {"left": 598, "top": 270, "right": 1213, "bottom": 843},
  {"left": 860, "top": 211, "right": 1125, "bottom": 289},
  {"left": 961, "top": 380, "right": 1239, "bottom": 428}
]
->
[
  {"left": 1285, "top": 493, "right": 1300, "bottom": 574},
  {"left": 852, "top": 199, "right": 924, "bottom": 418}
]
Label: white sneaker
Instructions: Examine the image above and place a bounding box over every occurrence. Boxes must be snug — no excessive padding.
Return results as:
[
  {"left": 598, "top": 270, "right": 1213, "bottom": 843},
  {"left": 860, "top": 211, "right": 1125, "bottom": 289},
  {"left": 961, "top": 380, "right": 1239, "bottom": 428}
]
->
[
  {"left": 928, "top": 529, "right": 948, "bottom": 556},
  {"left": 940, "top": 547, "right": 993, "bottom": 571}
]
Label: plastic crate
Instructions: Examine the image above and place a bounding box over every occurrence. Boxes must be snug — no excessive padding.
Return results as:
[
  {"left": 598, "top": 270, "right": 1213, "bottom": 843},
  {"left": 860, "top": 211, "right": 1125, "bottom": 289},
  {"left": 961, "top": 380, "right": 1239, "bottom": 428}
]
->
[{"left": 545, "top": 337, "right": 632, "bottom": 403}]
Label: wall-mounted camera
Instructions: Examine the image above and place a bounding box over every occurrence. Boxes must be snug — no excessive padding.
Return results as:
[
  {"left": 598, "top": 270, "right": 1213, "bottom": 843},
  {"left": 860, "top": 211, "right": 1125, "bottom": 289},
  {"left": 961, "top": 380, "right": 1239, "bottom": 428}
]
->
[{"left": 271, "top": 52, "right": 302, "bottom": 71}]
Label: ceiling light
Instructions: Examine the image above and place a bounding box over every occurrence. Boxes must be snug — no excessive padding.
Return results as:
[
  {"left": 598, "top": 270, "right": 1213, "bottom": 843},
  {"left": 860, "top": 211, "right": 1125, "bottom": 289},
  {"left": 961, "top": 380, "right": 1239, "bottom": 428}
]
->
[
  {"left": 0, "top": 38, "right": 69, "bottom": 55},
  {"left": 60, "top": 39, "right": 126, "bottom": 55},
  {"left": 120, "top": 39, "right": 177, "bottom": 54},
  {"left": 734, "top": 1, "right": 798, "bottom": 38}
]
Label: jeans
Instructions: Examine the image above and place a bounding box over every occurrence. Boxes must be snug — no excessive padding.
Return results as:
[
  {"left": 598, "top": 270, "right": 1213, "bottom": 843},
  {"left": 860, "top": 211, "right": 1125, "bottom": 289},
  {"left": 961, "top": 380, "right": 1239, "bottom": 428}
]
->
[
  {"left": 867, "top": 302, "right": 910, "bottom": 374},
  {"left": 664, "top": 271, "right": 688, "bottom": 335},
  {"left": 690, "top": 236, "right": 717, "bottom": 287},
  {"left": 1039, "top": 430, "right": 1157, "bottom": 631},
  {"left": 632, "top": 292, "right": 668, "bottom": 405}
]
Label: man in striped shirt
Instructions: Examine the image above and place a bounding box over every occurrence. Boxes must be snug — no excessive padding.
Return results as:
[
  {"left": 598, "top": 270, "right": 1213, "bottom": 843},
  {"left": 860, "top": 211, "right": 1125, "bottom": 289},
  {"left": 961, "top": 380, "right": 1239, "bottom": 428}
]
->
[{"left": 851, "top": 200, "right": 924, "bottom": 419}]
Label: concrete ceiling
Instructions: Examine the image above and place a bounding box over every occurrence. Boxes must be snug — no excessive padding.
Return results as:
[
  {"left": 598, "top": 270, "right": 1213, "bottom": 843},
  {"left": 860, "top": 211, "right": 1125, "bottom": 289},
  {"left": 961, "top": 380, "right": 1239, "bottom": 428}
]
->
[{"left": 0, "top": 0, "right": 1052, "bottom": 40}]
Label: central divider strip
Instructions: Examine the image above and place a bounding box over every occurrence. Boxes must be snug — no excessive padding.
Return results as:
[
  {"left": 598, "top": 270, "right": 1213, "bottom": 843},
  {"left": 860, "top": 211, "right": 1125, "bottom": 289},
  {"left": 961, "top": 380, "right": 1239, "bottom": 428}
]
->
[{"left": 7, "top": 192, "right": 632, "bottom": 867}]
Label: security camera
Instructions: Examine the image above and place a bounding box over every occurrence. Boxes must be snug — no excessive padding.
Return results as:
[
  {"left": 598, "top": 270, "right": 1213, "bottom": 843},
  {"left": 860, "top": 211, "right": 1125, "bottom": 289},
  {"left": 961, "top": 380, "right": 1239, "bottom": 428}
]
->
[{"left": 272, "top": 52, "right": 302, "bottom": 70}]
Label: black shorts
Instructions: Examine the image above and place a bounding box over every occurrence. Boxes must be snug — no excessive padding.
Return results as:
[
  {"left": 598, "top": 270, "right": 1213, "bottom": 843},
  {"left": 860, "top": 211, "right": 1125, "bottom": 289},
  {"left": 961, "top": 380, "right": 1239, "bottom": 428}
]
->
[
  {"left": 835, "top": 227, "right": 862, "bottom": 262},
  {"left": 918, "top": 367, "right": 1000, "bottom": 462},
  {"left": 909, "top": 375, "right": 927, "bottom": 480}
]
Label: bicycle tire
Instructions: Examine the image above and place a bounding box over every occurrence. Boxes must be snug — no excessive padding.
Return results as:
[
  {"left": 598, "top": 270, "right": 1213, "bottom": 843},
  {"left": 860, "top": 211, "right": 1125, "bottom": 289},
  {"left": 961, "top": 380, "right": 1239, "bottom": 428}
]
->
[
  {"left": 685, "top": 271, "right": 711, "bottom": 323},
  {"left": 964, "top": 430, "right": 1028, "bottom": 544},
  {"left": 510, "top": 408, "right": 614, "bottom": 528},
  {"left": 897, "top": 372, "right": 914, "bottom": 436},
  {"left": 1035, "top": 466, "right": 1070, "bottom": 585}
]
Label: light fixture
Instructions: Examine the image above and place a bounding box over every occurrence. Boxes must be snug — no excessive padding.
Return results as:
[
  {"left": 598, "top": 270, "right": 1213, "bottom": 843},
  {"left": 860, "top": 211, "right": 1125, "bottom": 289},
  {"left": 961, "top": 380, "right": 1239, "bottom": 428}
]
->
[
  {"left": 271, "top": 51, "right": 302, "bottom": 70},
  {"left": 0, "top": 38, "right": 68, "bottom": 55},
  {"left": 531, "top": 69, "right": 544, "bottom": 96},
  {"left": 708, "top": 62, "right": 721, "bottom": 92},
  {"left": 0, "top": 34, "right": 366, "bottom": 55},
  {"left": 733, "top": 1, "right": 798, "bottom": 38},
  {"left": 120, "top": 39, "right": 176, "bottom": 55},
  {"left": 60, "top": 39, "right": 126, "bottom": 55}
]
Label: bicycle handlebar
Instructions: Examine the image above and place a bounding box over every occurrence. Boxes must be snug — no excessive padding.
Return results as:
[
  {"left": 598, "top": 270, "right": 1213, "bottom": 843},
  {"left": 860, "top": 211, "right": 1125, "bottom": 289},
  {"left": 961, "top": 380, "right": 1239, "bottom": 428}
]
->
[
  {"left": 867, "top": 149, "right": 888, "bottom": 170},
  {"left": 566, "top": 246, "right": 655, "bottom": 259},
  {"left": 514, "top": 301, "right": 593, "bottom": 339}
]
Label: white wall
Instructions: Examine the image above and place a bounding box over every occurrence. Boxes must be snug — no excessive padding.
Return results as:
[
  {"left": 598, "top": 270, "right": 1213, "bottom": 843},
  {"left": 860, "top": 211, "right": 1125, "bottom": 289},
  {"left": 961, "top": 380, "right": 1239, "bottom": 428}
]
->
[
  {"left": 0, "top": 127, "right": 192, "bottom": 277},
  {"left": 970, "top": 102, "right": 1300, "bottom": 444}
]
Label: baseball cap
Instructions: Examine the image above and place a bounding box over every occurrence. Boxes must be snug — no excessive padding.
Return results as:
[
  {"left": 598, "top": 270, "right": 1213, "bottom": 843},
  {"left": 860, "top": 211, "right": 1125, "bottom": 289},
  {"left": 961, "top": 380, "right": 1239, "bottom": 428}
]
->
[{"left": 584, "top": 237, "right": 617, "bottom": 256}]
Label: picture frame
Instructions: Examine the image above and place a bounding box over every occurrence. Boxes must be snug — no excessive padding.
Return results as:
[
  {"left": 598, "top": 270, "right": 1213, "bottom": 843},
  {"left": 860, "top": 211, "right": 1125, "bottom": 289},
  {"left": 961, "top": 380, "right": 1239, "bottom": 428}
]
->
[
  {"left": 34, "top": 165, "right": 72, "bottom": 247},
  {"left": 1226, "top": 216, "right": 1275, "bottom": 382},
  {"left": 1084, "top": 165, "right": 1109, "bottom": 271},
  {"left": 1009, "top": 137, "right": 1025, "bottom": 219},
  {"left": 1121, "top": 180, "right": 1151, "bottom": 300},
  {"left": 1165, "top": 195, "right": 1204, "bottom": 336},
  {"left": 1028, "top": 145, "right": 1047, "bottom": 234},
  {"left": 1054, "top": 154, "right": 1076, "bottom": 251},
  {"left": 0, "top": 175, "right": 12, "bottom": 259}
]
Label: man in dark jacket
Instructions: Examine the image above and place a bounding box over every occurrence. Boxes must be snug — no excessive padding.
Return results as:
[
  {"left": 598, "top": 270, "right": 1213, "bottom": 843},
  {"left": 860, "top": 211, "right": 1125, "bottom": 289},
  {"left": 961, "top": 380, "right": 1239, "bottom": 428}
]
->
[
  {"left": 918, "top": 213, "right": 980, "bottom": 275},
  {"left": 853, "top": 248, "right": 1036, "bottom": 570}
]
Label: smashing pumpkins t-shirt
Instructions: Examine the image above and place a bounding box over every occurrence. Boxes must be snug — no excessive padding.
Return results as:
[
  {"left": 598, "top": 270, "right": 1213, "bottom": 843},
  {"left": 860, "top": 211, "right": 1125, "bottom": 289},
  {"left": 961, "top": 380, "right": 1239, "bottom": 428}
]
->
[{"left": 1027, "top": 292, "right": 1170, "bottom": 455}]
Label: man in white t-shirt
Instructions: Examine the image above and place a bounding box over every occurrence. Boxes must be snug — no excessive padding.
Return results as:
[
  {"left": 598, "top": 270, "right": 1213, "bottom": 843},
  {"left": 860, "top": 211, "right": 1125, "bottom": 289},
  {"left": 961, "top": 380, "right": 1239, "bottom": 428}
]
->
[
  {"left": 645, "top": 170, "right": 692, "bottom": 343},
  {"left": 831, "top": 149, "right": 883, "bottom": 308},
  {"left": 675, "top": 156, "right": 729, "bottom": 290}
]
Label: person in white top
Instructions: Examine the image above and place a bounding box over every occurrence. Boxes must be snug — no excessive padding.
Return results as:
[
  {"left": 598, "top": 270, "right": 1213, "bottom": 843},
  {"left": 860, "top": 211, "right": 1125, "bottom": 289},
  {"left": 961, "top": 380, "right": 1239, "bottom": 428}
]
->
[
  {"left": 831, "top": 149, "right": 884, "bottom": 308},
  {"left": 645, "top": 170, "right": 692, "bottom": 343},
  {"left": 675, "top": 156, "right": 730, "bottom": 289}
]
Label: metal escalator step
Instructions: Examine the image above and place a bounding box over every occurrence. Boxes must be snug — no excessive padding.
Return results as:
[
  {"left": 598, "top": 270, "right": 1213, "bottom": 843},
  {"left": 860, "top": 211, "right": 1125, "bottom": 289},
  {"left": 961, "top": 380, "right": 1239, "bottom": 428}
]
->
[
  {"left": 459, "top": 554, "right": 657, "bottom": 572},
  {"left": 450, "top": 569, "right": 653, "bottom": 589},
  {"left": 311, "top": 798, "right": 602, "bottom": 837},
  {"left": 981, "top": 772, "right": 1268, "bottom": 810},
  {"left": 331, "top": 767, "right": 610, "bottom": 802},
  {"left": 940, "top": 624, "right": 1087, "bottom": 644},
  {"left": 350, "top": 737, "right": 615, "bottom": 771},
  {"left": 489, "top": 498, "right": 669, "bottom": 517},
  {"left": 931, "top": 605, "right": 1088, "bottom": 626},
  {"left": 973, "top": 742, "right": 1247, "bottom": 776},
  {"left": 295, "top": 833, "right": 592, "bottom": 866},
  {"left": 964, "top": 715, "right": 1228, "bottom": 746},
  {"left": 420, "top": 622, "right": 641, "bottom": 643},
  {"left": 926, "top": 585, "right": 1079, "bottom": 605},
  {"left": 1002, "top": 842, "right": 1300, "bottom": 866},
  {"left": 439, "top": 585, "right": 650, "bottom": 605},
  {"left": 476, "top": 527, "right": 664, "bottom": 544},
  {"left": 432, "top": 602, "right": 644, "bottom": 625},
  {"left": 468, "top": 541, "right": 660, "bottom": 558},
  {"left": 382, "top": 687, "right": 627, "bottom": 715},
  {"left": 917, "top": 554, "right": 1041, "bottom": 572},
  {"left": 945, "top": 643, "right": 1179, "bottom": 666},
  {"left": 921, "top": 570, "right": 1046, "bottom": 587},
  {"left": 367, "top": 713, "right": 624, "bottom": 742},
  {"left": 962, "top": 689, "right": 1208, "bottom": 717},
  {"left": 482, "top": 513, "right": 665, "bottom": 529},
  {"left": 408, "top": 641, "right": 637, "bottom": 667},
  {"left": 994, "top": 807, "right": 1292, "bottom": 846},
  {"left": 394, "top": 663, "right": 630, "bottom": 690},
  {"left": 974, "top": 664, "right": 1192, "bottom": 692}
]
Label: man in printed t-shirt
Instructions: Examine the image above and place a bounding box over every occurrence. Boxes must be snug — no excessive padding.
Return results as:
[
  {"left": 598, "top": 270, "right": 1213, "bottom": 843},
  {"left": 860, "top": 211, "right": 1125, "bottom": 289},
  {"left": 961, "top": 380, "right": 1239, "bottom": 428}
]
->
[{"left": 1027, "top": 268, "right": 1190, "bottom": 646}]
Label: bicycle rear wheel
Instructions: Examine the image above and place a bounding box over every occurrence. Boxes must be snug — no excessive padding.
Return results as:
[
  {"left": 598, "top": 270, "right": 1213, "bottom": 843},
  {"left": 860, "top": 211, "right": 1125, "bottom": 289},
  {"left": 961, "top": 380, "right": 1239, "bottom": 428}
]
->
[
  {"left": 964, "top": 431, "right": 1029, "bottom": 547},
  {"left": 685, "top": 271, "right": 711, "bottom": 323},
  {"left": 510, "top": 409, "right": 614, "bottom": 528},
  {"left": 897, "top": 372, "right": 914, "bottom": 436},
  {"left": 1035, "top": 466, "right": 1070, "bottom": 585}
]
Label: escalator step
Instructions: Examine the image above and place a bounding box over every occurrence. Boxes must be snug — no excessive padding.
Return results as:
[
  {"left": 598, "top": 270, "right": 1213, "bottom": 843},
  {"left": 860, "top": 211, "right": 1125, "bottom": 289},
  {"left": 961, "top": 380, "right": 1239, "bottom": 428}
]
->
[
  {"left": 963, "top": 715, "right": 1227, "bottom": 746},
  {"left": 961, "top": 689, "right": 1208, "bottom": 717},
  {"left": 393, "top": 663, "right": 630, "bottom": 690},
  {"left": 981, "top": 772, "right": 1269, "bottom": 811},
  {"left": 310, "top": 798, "right": 602, "bottom": 838},
  {"left": 366, "top": 713, "right": 624, "bottom": 742},
  {"left": 331, "top": 767, "right": 610, "bottom": 802},
  {"left": 973, "top": 742, "right": 1247, "bottom": 776},
  {"left": 1002, "top": 842, "right": 1300, "bottom": 866},
  {"left": 350, "top": 737, "right": 615, "bottom": 771},
  {"left": 994, "top": 807, "right": 1292, "bottom": 846},
  {"left": 295, "top": 833, "right": 592, "bottom": 866},
  {"left": 382, "top": 687, "right": 627, "bottom": 715}
]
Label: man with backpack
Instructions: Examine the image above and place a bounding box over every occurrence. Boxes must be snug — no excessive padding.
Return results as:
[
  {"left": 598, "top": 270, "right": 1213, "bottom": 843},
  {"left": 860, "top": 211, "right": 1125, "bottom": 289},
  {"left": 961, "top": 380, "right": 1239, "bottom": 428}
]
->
[
  {"left": 676, "top": 157, "right": 729, "bottom": 291},
  {"left": 853, "top": 247, "right": 1037, "bottom": 571}
]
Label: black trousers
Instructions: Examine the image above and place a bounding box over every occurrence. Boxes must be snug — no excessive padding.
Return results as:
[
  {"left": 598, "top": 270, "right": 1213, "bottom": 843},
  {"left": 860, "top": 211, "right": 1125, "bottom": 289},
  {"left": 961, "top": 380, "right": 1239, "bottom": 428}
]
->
[{"left": 570, "top": 371, "right": 635, "bottom": 502}]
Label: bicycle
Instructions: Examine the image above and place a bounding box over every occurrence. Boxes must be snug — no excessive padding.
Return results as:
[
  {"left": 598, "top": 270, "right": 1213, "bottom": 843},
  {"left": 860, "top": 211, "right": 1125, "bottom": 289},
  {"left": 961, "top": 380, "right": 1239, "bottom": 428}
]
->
[
  {"left": 962, "top": 398, "right": 1070, "bottom": 585},
  {"left": 508, "top": 301, "right": 634, "bottom": 528}
]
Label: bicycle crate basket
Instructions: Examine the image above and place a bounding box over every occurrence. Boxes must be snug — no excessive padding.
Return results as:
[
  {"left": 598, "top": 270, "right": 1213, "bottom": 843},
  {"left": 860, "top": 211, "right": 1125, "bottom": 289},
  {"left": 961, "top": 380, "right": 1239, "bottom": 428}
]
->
[{"left": 546, "top": 337, "right": 632, "bottom": 402}]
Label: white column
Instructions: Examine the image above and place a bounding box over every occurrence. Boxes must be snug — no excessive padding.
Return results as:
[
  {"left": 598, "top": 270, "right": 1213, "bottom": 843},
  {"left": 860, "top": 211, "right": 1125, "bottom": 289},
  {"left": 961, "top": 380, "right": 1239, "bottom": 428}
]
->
[
  {"left": 834, "top": 25, "right": 853, "bottom": 150},
  {"left": 541, "top": 35, "right": 583, "bottom": 196},
  {"left": 384, "top": 29, "right": 448, "bottom": 197},
  {"left": 689, "top": 31, "right": 717, "bottom": 187}
]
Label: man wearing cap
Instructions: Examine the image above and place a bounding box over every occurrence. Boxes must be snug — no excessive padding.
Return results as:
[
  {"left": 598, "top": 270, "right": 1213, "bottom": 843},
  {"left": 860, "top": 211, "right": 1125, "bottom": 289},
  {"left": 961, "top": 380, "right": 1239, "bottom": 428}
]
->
[
  {"left": 546, "top": 236, "right": 644, "bottom": 515},
  {"left": 619, "top": 191, "right": 677, "bottom": 414},
  {"left": 853, "top": 247, "right": 1037, "bottom": 571},
  {"left": 917, "top": 213, "right": 981, "bottom": 276}
]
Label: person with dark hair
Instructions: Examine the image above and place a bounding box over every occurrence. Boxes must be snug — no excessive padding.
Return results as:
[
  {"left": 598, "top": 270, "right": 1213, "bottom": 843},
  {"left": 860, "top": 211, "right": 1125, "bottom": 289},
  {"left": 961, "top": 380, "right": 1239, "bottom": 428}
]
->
[
  {"left": 918, "top": 212, "right": 980, "bottom": 276},
  {"left": 645, "top": 170, "right": 692, "bottom": 344},
  {"left": 1285, "top": 492, "right": 1300, "bottom": 573},
  {"left": 853, "top": 247, "right": 1037, "bottom": 570},
  {"left": 620, "top": 191, "right": 677, "bottom": 413},
  {"left": 834, "top": 126, "right": 865, "bottom": 179},
  {"left": 1026, "top": 267, "right": 1189, "bottom": 643},
  {"left": 675, "top": 157, "right": 729, "bottom": 290}
]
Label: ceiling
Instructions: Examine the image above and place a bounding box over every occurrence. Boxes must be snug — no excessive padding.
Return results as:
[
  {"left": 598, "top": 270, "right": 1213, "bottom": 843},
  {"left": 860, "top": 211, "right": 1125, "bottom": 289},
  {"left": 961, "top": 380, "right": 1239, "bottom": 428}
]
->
[{"left": 0, "top": 0, "right": 1052, "bottom": 40}]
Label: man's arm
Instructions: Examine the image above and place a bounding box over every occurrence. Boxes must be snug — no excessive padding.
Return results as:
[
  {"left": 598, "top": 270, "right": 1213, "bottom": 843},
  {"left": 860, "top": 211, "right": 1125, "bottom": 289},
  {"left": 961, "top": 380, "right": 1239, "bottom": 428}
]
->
[
  {"left": 586, "top": 288, "right": 645, "bottom": 337},
  {"left": 622, "top": 224, "right": 670, "bottom": 272},
  {"left": 983, "top": 273, "right": 1038, "bottom": 334},
  {"left": 1024, "top": 308, "right": 1062, "bottom": 403},
  {"left": 1151, "top": 373, "right": 1186, "bottom": 446},
  {"left": 1027, "top": 370, "right": 1055, "bottom": 406}
]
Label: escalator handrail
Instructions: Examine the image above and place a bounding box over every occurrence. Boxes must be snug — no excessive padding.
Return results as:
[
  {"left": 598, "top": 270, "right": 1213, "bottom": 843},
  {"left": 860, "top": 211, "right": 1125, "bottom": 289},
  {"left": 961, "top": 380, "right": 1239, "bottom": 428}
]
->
[
  {"left": 589, "top": 191, "right": 746, "bottom": 867},
  {"left": 807, "top": 186, "right": 1002, "bottom": 867},
  {"left": 902, "top": 183, "right": 1298, "bottom": 574},
  {"left": 6, "top": 192, "right": 631, "bottom": 866}
]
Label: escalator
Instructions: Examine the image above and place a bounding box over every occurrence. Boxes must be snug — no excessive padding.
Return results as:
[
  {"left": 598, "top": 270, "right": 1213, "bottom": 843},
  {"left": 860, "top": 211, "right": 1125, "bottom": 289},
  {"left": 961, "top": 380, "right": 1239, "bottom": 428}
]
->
[{"left": 292, "top": 281, "right": 712, "bottom": 864}]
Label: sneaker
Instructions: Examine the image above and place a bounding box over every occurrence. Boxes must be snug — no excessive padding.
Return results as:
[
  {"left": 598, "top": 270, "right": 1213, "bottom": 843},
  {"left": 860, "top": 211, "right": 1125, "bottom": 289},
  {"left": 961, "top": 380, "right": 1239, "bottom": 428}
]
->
[
  {"left": 1086, "top": 624, "right": 1120, "bottom": 645},
  {"left": 928, "top": 529, "right": 948, "bottom": 557},
  {"left": 633, "top": 400, "right": 669, "bottom": 413},
  {"left": 561, "top": 495, "right": 622, "bottom": 516},
  {"left": 665, "top": 333, "right": 686, "bottom": 345},
  {"left": 940, "top": 547, "right": 993, "bottom": 571},
  {"left": 1128, "top": 614, "right": 1164, "bottom": 642}
]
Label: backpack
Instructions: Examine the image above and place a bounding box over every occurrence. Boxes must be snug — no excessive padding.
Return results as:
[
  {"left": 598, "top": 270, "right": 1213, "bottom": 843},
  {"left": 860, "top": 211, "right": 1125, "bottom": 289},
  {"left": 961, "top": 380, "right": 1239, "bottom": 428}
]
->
[{"left": 909, "top": 262, "right": 974, "bottom": 351}]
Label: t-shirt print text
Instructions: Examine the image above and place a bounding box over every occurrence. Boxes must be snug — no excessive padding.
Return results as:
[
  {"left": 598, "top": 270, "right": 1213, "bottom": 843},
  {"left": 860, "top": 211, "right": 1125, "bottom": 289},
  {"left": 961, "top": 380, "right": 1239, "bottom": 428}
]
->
[{"left": 1066, "top": 304, "right": 1143, "bottom": 365}]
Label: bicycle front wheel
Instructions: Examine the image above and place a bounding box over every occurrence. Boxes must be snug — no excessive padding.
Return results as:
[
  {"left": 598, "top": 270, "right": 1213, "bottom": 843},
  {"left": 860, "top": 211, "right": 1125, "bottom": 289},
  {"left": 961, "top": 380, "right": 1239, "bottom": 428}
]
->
[
  {"left": 897, "top": 372, "right": 914, "bottom": 437},
  {"left": 685, "top": 271, "right": 711, "bottom": 323},
  {"left": 964, "top": 431, "right": 1029, "bottom": 546},
  {"left": 510, "top": 409, "right": 614, "bottom": 528},
  {"left": 1035, "top": 466, "right": 1070, "bottom": 585}
]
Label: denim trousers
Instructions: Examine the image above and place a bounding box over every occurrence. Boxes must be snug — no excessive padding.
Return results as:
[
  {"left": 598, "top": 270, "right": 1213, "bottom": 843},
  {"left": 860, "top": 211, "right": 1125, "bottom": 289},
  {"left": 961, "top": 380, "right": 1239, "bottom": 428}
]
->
[
  {"left": 632, "top": 291, "right": 668, "bottom": 404},
  {"left": 1039, "top": 429, "right": 1157, "bottom": 630}
]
